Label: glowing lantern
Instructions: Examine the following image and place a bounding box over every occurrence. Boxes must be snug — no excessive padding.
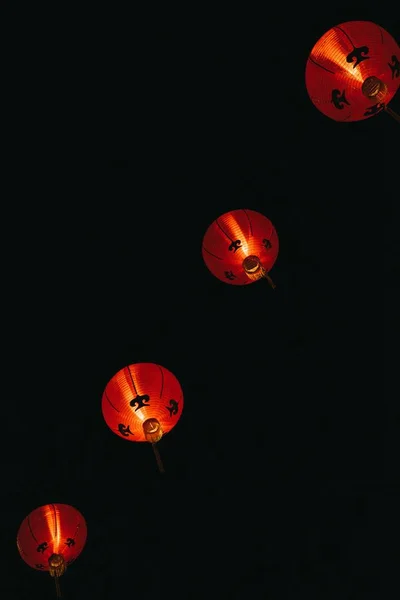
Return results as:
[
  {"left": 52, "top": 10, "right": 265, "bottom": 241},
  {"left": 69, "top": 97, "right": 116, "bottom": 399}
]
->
[
  {"left": 305, "top": 21, "right": 400, "bottom": 123},
  {"left": 202, "top": 208, "right": 279, "bottom": 289},
  {"left": 101, "top": 362, "right": 184, "bottom": 473},
  {"left": 17, "top": 503, "right": 87, "bottom": 599}
]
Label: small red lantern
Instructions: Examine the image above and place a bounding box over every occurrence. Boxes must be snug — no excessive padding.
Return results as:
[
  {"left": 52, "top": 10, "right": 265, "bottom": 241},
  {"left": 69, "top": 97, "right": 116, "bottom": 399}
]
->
[
  {"left": 202, "top": 208, "right": 279, "bottom": 289},
  {"left": 305, "top": 21, "right": 400, "bottom": 123},
  {"left": 101, "top": 362, "right": 184, "bottom": 473},
  {"left": 17, "top": 503, "right": 87, "bottom": 598}
]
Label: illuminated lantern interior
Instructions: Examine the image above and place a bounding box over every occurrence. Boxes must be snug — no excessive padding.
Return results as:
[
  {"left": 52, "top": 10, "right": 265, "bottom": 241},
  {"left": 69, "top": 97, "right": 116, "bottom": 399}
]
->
[
  {"left": 202, "top": 208, "right": 279, "bottom": 289},
  {"left": 101, "top": 362, "right": 184, "bottom": 472},
  {"left": 305, "top": 20, "right": 400, "bottom": 123},
  {"left": 16, "top": 503, "right": 87, "bottom": 598}
]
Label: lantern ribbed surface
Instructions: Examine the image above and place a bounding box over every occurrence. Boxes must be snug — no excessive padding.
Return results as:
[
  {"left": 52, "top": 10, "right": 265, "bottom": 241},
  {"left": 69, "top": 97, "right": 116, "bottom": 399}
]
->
[
  {"left": 17, "top": 504, "right": 87, "bottom": 571},
  {"left": 305, "top": 21, "right": 400, "bottom": 122},
  {"left": 202, "top": 208, "right": 279, "bottom": 285},
  {"left": 101, "top": 363, "right": 184, "bottom": 442}
]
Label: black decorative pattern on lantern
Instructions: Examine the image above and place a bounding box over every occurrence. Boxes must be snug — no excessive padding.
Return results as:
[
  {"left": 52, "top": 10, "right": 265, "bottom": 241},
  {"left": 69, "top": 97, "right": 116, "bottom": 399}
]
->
[
  {"left": 166, "top": 399, "right": 179, "bottom": 417},
  {"left": 37, "top": 542, "right": 48, "bottom": 553},
  {"left": 228, "top": 239, "right": 241, "bottom": 252},
  {"left": 118, "top": 424, "right": 134, "bottom": 436},
  {"left": 388, "top": 55, "right": 399, "bottom": 79},
  {"left": 65, "top": 538, "right": 75, "bottom": 547},
  {"left": 364, "top": 103, "right": 385, "bottom": 117},
  {"left": 332, "top": 89, "right": 350, "bottom": 110},
  {"left": 346, "top": 45, "right": 370, "bottom": 68},
  {"left": 224, "top": 270, "right": 236, "bottom": 280},
  {"left": 130, "top": 394, "right": 150, "bottom": 411},
  {"left": 35, "top": 564, "right": 45, "bottom": 569},
  {"left": 262, "top": 238, "right": 272, "bottom": 249}
]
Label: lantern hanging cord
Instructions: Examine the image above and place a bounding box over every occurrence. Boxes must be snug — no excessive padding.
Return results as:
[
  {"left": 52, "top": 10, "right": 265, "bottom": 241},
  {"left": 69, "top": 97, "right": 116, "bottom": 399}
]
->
[
  {"left": 385, "top": 106, "right": 400, "bottom": 124},
  {"left": 152, "top": 443, "right": 165, "bottom": 473},
  {"left": 54, "top": 576, "right": 62, "bottom": 598},
  {"left": 263, "top": 272, "right": 276, "bottom": 290}
]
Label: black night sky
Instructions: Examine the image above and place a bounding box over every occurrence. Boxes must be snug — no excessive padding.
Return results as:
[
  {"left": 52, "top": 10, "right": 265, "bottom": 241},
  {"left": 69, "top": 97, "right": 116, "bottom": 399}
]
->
[{"left": 4, "top": 8, "right": 399, "bottom": 599}]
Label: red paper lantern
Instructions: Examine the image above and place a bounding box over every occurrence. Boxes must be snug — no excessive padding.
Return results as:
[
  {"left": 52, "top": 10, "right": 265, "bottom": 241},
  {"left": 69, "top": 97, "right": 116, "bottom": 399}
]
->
[
  {"left": 102, "top": 362, "right": 184, "bottom": 472},
  {"left": 202, "top": 208, "right": 279, "bottom": 289},
  {"left": 17, "top": 503, "right": 87, "bottom": 598},
  {"left": 305, "top": 21, "right": 400, "bottom": 123}
]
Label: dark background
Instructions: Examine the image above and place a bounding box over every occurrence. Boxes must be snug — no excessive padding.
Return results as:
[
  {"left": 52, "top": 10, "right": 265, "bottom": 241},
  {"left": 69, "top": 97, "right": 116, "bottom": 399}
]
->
[{"left": 3, "top": 8, "right": 399, "bottom": 599}]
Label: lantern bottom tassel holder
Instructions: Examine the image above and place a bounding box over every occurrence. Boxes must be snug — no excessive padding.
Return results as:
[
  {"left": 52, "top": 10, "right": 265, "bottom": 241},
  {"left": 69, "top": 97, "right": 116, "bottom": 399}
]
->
[
  {"left": 243, "top": 255, "right": 276, "bottom": 289},
  {"left": 49, "top": 553, "right": 66, "bottom": 598},
  {"left": 143, "top": 418, "right": 165, "bottom": 473},
  {"left": 361, "top": 76, "right": 400, "bottom": 124}
]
